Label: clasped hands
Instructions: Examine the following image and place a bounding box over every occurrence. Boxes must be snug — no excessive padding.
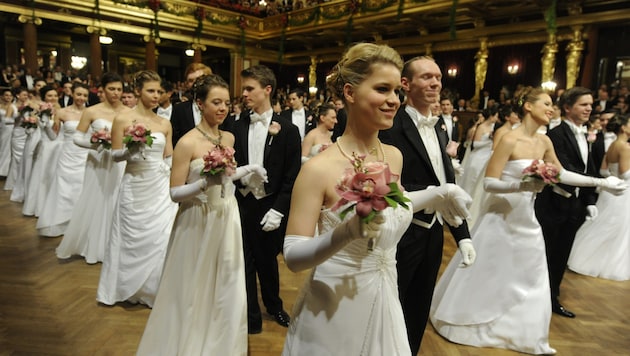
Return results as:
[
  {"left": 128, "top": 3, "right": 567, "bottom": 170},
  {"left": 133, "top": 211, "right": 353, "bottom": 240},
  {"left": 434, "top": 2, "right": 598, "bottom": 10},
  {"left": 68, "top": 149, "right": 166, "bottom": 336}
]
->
[{"left": 422, "top": 184, "right": 472, "bottom": 227}]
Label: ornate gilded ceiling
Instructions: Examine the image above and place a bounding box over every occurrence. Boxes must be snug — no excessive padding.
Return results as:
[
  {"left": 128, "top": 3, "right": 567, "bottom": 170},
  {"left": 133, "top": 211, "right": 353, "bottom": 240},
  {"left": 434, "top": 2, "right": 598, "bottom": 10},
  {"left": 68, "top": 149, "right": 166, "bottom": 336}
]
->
[{"left": 1, "top": 0, "right": 629, "bottom": 64}]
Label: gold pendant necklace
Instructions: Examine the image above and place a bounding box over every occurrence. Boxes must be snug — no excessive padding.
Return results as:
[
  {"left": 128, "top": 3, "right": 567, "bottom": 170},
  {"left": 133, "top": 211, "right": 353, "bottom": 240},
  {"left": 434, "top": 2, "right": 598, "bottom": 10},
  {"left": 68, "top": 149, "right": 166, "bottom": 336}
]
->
[
  {"left": 196, "top": 126, "right": 222, "bottom": 145},
  {"left": 335, "top": 136, "right": 386, "bottom": 161}
]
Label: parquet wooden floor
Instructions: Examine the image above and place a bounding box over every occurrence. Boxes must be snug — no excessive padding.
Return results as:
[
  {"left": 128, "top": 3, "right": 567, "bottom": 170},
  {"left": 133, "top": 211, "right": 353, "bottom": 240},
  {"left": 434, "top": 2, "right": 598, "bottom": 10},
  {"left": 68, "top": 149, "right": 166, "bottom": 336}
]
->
[{"left": 1, "top": 183, "right": 629, "bottom": 355}]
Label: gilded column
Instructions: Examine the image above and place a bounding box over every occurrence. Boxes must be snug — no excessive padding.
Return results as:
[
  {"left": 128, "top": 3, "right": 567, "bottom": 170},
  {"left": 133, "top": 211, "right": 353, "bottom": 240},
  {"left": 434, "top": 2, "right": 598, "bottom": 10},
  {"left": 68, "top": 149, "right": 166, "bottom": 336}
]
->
[
  {"left": 424, "top": 43, "right": 433, "bottom": 57},
  {"left": 192, "top": 43, "right": 206, "bottom": 64},
  {"left": 541, "top": 33, "right": 558, "bottom": 86},
  {"left": 473, "top": 38, "right": 489, "bottom": 105},
  {"left": 89, "top": 32, "right": 103, "bottom": 80},
  {"left": 565, "top": 26, "right": 584, "bottom": 90},
  {"left": 229, "top": 49, "right": 244, "bottom": 98},
  {"left": 309, "top": 56, "right": 318, "bottom": 98}
]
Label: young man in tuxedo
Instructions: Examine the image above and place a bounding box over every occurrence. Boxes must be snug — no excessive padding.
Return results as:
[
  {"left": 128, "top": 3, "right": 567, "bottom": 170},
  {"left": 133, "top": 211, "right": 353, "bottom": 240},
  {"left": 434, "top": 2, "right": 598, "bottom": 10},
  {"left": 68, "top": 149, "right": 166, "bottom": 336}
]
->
[
  {"left": 170, "top": 63, "right": 212, "bottom": 146},
  {"left": 436, "top": 96, "right": 462, "bottom": 144},
  {"left": 379, "top": 56, "right": 476, "bottom": 355},
  {"left": 280, "top": 88, "right": 314, "bottom": 141},
  {"left": 534, "top": 87, "right": 597, "bottom": 319},
  {"left": 230, "top": 65, "right": 301, "bottom": 334},
  {"left": 58, "top": 81, "right": 73, "bottom": 108}
]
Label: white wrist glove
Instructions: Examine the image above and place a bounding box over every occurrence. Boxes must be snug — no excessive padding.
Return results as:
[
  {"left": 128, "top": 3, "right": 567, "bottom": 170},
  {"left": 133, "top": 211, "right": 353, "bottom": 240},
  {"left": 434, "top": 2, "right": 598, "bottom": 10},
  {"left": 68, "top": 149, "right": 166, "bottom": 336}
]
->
[
  {"left": 111, "top": 149, "right": 131, "bottom": 162},
  {"left": 559, "top": 169, "right": 628, "bottom": 196},
  {"left": 73, "top": 131, "right": 97, "bottom": 149},
  {"left": 25, "top": 127, "right": 35, "bottom": 135},
  {"left": 585, "top": 205, "right": 598, "bottom": 221},
  {"left": 43, "top": 123, "right": 57, "bottom": 140},
  {"left": 483, "top": 177, "right": 546, "bottom": 193},
  {"left": 301, "top": 156, "right": 310, "bottom": 165},
  {"left": 232, "top": 164, "right": 268, "bottom": 182},
  {"left": 408, "top": 184, "right": 472, "bottom": 227},
  {"left": 260, "top": 208, "right": 284, "bottom": 232},
  {"left": 283, "top": 213, "right": 385, "bottom": 272},
  {"left": 451, "top": 158, "right": 464, "bottom": 176},
  {"left": 169, "top": 179, "right": 208, "bottom": 202},
  {"left": 599, "top": 168, "right": 611, "bottom": 178},
  {"left": 458, "top": 238, "right": 476, "bottom": 266}
]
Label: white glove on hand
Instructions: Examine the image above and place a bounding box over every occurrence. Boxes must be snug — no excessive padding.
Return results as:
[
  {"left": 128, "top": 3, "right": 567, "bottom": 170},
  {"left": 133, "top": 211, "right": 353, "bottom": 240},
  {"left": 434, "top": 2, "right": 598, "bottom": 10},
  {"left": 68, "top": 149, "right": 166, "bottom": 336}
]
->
[
  {"left": 170, "top": 179, "right": 208, "bottom": 202},
  {"left": 585, "top": 205, "right": 598, "bottom": 221},
  {"left": 458, "top": 238, "right": 476, "bottom": 266},
  {"left": 484, "top": 177, "right": 545, "bottom": 194},
  {"left": 412, "top": 184, "right": 472, "bottom": 227},
  {"left": 451, "top": 158, "right": 464, "bottom": 176},
  {"left": 597, "top": 176, "right": 628, "bottom": 196},
  {"left": 232, "top": 164, "right": 268, "bottom": 182},
  {"left": 260, "top": 208, "right": 284, "bottom": 232}
]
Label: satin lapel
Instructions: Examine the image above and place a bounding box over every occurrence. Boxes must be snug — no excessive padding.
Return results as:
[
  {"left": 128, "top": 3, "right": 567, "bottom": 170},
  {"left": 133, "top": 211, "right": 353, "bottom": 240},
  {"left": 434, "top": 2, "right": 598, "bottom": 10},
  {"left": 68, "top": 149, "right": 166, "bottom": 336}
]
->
[
  {"left": 401, "top": 111, "right": 439, "bottom": 181},
  {"left": 238, "top": 112, "right": 251, "bottom": 164},
  {"left": 435, "top": 125, "right": 456, "bottom": 182}
]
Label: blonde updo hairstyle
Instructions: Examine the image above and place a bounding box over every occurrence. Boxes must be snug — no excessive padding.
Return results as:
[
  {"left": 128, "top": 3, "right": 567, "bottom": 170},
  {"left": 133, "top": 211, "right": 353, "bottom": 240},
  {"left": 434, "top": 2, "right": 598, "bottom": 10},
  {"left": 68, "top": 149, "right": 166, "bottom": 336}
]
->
[
  {"left": 514, "top": 86, "right": 546, "bottom": 119},
  {"left": 326, "top": 43, "right": 403, "bottom": 104},
  {"left": 133, "top": 70, "right": 161, "bottom": 92}
]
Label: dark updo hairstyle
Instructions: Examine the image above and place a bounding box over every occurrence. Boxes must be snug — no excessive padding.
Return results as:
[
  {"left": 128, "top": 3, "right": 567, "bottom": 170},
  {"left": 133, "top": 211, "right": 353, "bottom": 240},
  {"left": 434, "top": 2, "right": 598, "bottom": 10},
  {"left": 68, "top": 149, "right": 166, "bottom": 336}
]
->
[
  {"left": 100, "top": 72, "right": 123, "bottom": 88},
  {"left": 499, "top": 104, "right": 516, "bottom": 121},
  {"left": 327, "top": 43, "right": 403, "bottom": 104},
  {"left": 39, "top": 85, "right": 56, "bottom": 101},
  {"left": 514, "top": 86, "right": 546, "bottom": 119},
  {"left": 133, "top": 70, "right": 161, "bottom": 91},
  {"left": 481, "top": 105, "right": 499, "bottom": 121},
  {"left": 72, "top": 81, "right": 90, "bottom": 94},
  {"left": 192, "top": 74, "right": 229, "bottom": 102},
  {"left": 605, "top": 113, "right": 629, "bottom": 134},
  {"left": 314, "top": 102, "right": 335, "bottom": 122}
]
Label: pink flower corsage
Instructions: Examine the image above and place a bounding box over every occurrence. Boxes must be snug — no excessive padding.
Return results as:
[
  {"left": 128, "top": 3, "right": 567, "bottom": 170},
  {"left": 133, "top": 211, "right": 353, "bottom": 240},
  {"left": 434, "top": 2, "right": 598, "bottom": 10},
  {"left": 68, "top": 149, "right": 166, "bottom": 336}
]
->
[{"left": 452, "top": 115, "right": 458, "bottom": 123}]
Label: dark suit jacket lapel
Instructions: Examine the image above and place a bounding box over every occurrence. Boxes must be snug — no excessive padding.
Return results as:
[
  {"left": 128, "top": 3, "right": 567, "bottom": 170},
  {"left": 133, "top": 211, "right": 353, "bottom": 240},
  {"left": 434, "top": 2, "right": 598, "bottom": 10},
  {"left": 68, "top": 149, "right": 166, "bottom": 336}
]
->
[
  {"left": 560, "top": 121, "right": 585, "bottom": 170},
  {"left": 435, "top": 125, "right": 456, "bottom": 183},
  {"left": 400, "top": 109, "right": 440, "bottom": 182},
  {"left": 236, "top": 111, "right": 251, "bottom": 164}
]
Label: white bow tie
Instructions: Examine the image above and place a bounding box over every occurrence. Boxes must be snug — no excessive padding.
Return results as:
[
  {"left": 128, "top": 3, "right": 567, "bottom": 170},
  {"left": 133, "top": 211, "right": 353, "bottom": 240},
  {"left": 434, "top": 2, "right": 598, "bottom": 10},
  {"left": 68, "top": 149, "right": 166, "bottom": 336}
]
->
[
  {"left": 417, "top": 115, "right": 439, "bottom": 128},
  {"left": 572, "top": 125, "right": 588, "bottom": 136},
  {"left": 250, "top": 112, "right": 265, "bottom": 124}
]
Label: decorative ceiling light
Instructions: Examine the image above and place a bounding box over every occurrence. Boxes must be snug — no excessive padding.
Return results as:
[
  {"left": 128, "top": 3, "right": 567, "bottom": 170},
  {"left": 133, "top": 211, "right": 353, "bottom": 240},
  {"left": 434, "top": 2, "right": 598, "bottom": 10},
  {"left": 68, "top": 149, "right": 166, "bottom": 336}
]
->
[
  {"left": 71, "top": 56, "right": 87, "bottom": 70},
  {"left": 297, "top": 74, "right": 305, "bottom": 84},
  {"left": 447, "top": 67, "right": 458, "bottom": 77},
  {"left": 507, "top": 64, "right": 519, "bottom": 75},
  {"left": 99, "top": 35, "right": 113, "bottom": 45},
  {"left": 185, "top": 48, "right": 195, "bottom": 57}
]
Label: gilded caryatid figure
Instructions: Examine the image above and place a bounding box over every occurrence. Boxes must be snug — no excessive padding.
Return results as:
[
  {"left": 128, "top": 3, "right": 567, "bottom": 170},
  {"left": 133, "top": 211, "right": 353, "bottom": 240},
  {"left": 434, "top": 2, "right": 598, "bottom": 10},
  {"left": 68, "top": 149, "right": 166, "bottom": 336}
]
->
[
  {"left": 541, "top": 33, "right": 558, "bottom": 85},
  {"left": 309, "top": 56, "right": 317, "bottom": 97},
  {"left": 474, "top": 38, "right": 489, "bottom": 103},
  {"left": 566, "top": 26, "right": 584, "bottom": 90}
]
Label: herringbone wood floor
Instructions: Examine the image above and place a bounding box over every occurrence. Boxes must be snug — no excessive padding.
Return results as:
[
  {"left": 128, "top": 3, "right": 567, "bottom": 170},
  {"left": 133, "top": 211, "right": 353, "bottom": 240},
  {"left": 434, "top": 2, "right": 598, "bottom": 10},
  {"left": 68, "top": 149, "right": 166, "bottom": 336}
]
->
[{"left": 1, "top": 184, "right": 629, "bottom": 355}]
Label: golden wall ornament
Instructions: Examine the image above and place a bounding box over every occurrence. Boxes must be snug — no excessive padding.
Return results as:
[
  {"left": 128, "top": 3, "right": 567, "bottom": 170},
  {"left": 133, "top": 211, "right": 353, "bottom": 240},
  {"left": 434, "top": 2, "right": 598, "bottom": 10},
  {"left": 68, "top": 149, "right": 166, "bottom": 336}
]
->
[
  {"left": 541, "top": 32, "right": 558, "bottom": 85},
  {"left": 565, "top": 26, "right": 584, "bottom": 90},
  {"left": 473, "top": 37, "right": 488, "bottom": 103}
]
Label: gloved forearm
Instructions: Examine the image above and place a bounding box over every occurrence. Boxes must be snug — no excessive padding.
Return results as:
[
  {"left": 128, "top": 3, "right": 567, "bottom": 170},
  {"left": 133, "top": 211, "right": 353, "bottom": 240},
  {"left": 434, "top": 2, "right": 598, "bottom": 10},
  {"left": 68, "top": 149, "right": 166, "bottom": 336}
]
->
[
  {"left": 73, "top": 131, "right": 97, "bottom": 149},
  {"left": 483, "top": 177, "right": 521, "bottom": 193},
  {"left": 231, "top": 164, "right": 268, "bottom": 182},
  {"left": 560, "top": 169, "right": 627, "bottom": 195},
  {"left": 169, "top": 179, "right": 207, "bottom": 202},
  {"left": 407, "top": 184, "right": 471, "bottom": 227},
  {"left": 43, "top": 124, "right": 57, "bottom": 140},
  {"left": 284, "top": 214, "right": 383, "bottom": 272},
  {"left": 111, "top": 148, "right": 130, "bottom": 162}
]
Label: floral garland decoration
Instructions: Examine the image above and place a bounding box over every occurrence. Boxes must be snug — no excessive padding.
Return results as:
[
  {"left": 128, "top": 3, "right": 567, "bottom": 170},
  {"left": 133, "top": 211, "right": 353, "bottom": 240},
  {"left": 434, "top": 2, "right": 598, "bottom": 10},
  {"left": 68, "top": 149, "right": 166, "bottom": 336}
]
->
[
  {"left": 238, "top": 15, "right": 247, "bottom": 57},
  {"left": 544, "top": 0, "right": 557, "bottom": 35},
  {"left": 278, "top": 14, "right": 289, "bottom": 65},
  {"left": 449, "top": 0, "right": 458, "bottom": 39},
  {"left": 148, "top": 0, "right": 161, "bottom": 40}
]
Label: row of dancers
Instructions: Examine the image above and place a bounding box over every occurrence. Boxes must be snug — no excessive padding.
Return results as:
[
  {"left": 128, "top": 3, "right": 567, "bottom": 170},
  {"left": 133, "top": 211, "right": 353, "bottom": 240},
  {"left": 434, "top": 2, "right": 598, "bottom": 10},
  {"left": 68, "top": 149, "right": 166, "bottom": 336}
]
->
[{"left": 1, "top": 43, "right": 629, "bottom": 355}]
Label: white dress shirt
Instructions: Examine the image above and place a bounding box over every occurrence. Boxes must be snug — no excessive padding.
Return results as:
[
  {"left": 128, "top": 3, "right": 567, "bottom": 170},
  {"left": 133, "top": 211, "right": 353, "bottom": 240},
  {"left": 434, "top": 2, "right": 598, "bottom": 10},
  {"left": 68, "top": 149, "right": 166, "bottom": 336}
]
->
[
  {"left": 565, "top": 120, "right": 588, "bottom": 171},
  {"left": 240, "top": 109, "right": 273, "bottom": 199},
  {"left": 291, "top": 108, "right": 306, "bottom": 141},
  {"left": 442, "top": 114, "right": 453, "bottom": 141},
  {"left": 192, "top": 102, "right": 202, "bottom": 126},
  {"left": 156, "top": 104, "right": 172, "bottom": 120}
]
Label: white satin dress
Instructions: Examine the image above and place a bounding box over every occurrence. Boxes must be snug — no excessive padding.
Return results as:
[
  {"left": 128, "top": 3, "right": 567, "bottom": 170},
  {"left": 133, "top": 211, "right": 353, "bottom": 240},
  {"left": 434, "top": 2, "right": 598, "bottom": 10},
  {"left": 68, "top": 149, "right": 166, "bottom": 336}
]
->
[
  {"left": 283, "top": 204, "right": 413, "bottom": 356},
  {"left": 96, "top": 132, "right": 178, "bottom": 307},
  {"left": 430, "top": 160, "right": 555, "bottom": 355},
  {"left": 137, "top": 158, "right": 247, "bottom": 355},
  {"left": 56, "top": 119, "right": 124, "bottom": 264},
  {"left": 568, "top": 163, "right": 630, "bottom": 281}
]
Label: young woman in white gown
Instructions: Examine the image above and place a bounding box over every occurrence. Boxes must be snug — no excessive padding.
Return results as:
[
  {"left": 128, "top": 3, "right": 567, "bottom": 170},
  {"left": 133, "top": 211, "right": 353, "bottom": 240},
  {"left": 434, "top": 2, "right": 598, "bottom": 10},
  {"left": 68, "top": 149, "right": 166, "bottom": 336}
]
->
[
  {"left": 0, "top": 88, "right": 17, "bottom": 177},
  {"left": 458, "top": 106, "right": 498, "bottom": 195},
  {"left": 4, "top": 88, "right": 31, "bottom": 191},
  {"left": 96, "top": 70, "right": 178, "bottom": 307},
  {"left": 22, "top": 85, "right": 63, "bottom": 216},
  {"left": 568, "top": 113, "right": 630, "bottom": 281},
  {"left": 300, "top": 102, "right": 337, "bottom": 163},
  {"left": 137, "top": 74, "right": 267, "bottom": 355},
  {"left": 55, "top": 73, "right": 129, "bottom": 264},
  {"left": 430, "top": 87, "right": 628, "bottom": 355},
  {"left": 37, "top": 83, "right": 90, "bottom": 236},
  {"left": 282, "top": 43, "right": 472, "bottom": 356}
]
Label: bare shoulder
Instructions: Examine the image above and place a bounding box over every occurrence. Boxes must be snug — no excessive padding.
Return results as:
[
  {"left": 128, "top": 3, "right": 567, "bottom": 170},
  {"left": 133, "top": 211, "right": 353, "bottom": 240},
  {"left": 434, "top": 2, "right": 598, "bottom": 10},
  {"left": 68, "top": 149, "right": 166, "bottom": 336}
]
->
[
  {"left": 382, "top": 143, "right": 403, "bottom": 175},
  {"left": 221, "top": 130, "right": 235, "bottom": 147}
]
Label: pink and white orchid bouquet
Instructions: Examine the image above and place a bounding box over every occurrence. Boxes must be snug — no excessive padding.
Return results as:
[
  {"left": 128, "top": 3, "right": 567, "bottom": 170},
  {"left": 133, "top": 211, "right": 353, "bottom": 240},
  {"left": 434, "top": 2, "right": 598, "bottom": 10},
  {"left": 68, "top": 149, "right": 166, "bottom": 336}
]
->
[
  {"left": 20, "top": 115, "right": 38, "bottom": 129},
  {"left": 200, "top": 144, "right": 237, "bottom": 197},
  {"left": 123, "top": 122, "right": 154, "bottom": 158},
  {"left": 522, "top": 159, "right": 560, "bottom": 185},
  {"left": 91, "top": 127, "right": 112, "bottom": 150},
  {"left": 332, "top": 152, "right": 410, "bottom": 250}
]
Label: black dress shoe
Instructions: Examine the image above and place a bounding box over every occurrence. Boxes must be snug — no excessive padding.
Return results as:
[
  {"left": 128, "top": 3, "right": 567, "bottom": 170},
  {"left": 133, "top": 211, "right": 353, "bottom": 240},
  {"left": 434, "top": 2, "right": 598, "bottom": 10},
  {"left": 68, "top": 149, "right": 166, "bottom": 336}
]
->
[
  {"left": 552, "top": 303, "right": 576, "bottom": 318},
  {"left": 270, "top": 310, "right": 290, "bottom": 327}
]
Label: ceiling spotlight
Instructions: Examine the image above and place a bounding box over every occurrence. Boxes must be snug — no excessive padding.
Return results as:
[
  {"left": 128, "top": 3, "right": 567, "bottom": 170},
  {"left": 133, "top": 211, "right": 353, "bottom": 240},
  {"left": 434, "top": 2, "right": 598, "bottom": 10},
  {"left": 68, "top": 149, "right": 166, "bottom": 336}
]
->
[
  {"left": 507, "top": 64, "right": 519, "bottom": 75},
  {"left": 185, "top": 48, "right": 195, "bottom": 57}
]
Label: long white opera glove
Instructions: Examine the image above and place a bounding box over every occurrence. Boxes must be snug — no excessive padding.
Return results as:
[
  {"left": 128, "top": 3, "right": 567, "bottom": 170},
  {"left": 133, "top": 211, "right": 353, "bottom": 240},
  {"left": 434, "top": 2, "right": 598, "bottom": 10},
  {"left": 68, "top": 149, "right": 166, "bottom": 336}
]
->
[
  {"left": 407, "top": 184, "right": 472, "bottom": 227},
  {"left": 40, "top": 117, "right": 57, "bottom": 140},
  {"left": 458, "top": 238, "right": 476, "bottom": 266},
  {"left": 231, "top": 164, "right": 268, "bottom": 182},
  {"left": 283, "top": 213, "right": 385, "bottom": 272},
  {"left": 451, "top": 158, "right": 464, "bottom": 176},
  {"left": 599, "top": 168, "right": 611, "bottom": 178},
  {"left": 111, "top": 147, "right": 145, "bottom": 162},
  {"left": 164, "top": 156, "right": 172, "bottom": 168},
  {"left": 559, "top": 169, "right": 628, "bottom": 195},
  {"left": 73, "top": 131, "right": 97, "bottom": 149},
  {"left": 585, "top": 205, "right": 598, "bottom": 221},
  {"left": 260, "top": 208, "right": 284, "bottom": 232},
  {"left": 169, "top": 176, "right": 222, "bottom": 202},
  {"left": 483, "top": 177, "right": 547, "bottom": 193}
]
